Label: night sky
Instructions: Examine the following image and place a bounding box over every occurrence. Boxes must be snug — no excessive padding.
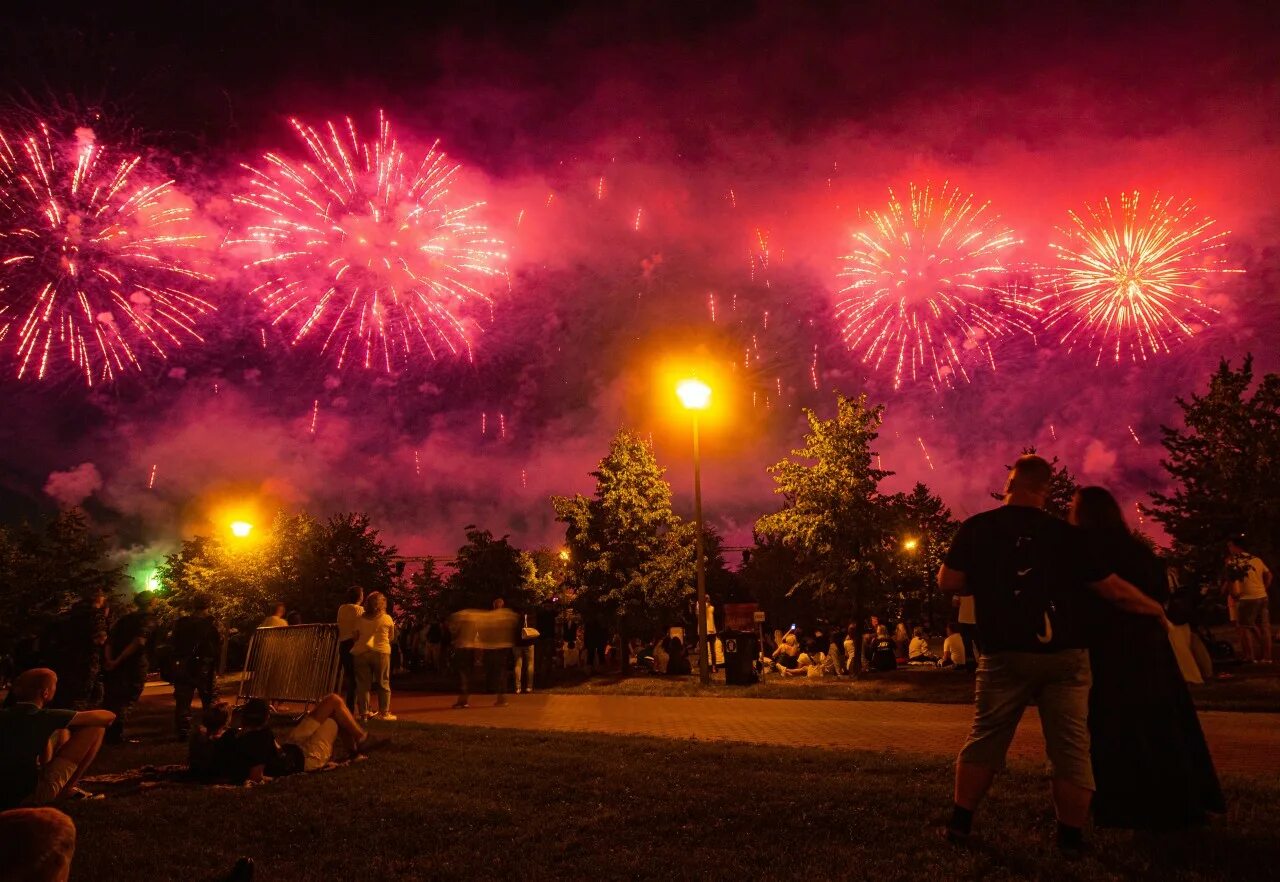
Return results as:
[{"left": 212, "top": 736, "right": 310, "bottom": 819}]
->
[{"left": 2, "top": 1, "right": 1278, "bottom": 573}]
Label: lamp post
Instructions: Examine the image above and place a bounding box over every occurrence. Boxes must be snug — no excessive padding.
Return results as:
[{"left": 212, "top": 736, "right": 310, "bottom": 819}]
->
[{"left": 676, "top": 378, "right": 712, "bottom": 685}]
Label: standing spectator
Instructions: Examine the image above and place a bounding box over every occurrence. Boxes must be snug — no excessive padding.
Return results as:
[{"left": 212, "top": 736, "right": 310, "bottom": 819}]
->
[
  {"left": 259, "top": 603, "right": 288, "bottom": 629},
  {"left": 940, "top": 622, "right": 967, "bottom": 669},
  {"left": 49, "top": 588, "right": 110, "bottom": 710},
  {"left": 534, "top": 600, "right": 558, "bottom": 688},
  {"left": 351, "top": 592, "right": 396, "bottom": 721},
  {"left": 1225, "top": 537, "right": 1272, "bottom": 664},
  {"left": 335, "top": 587, "right": 365, "bottom": 711},
  {"left": 424, "top": 619, "right": 443, "bottom": 672},
  {"left": 1072, "top": 486, "right": 1224, "bottom": 830},
  {"left": 102, "top": 593, "right": 154, "bottom": 744},
  {"left": 955, "top": 594, "right": 979, "bottom": 671},
  {"left": 513, "top": 608, "right": 537, "bottom": 694},
  {"left": 583, "top": 613, "right": 608, "bottom": 674},
  {"left": 485, "top": 598, "right": 514, "bottom": 705},
  {"left": 938, "top": 455, "right": 1168, "bottom": 855},
  {"left": 1, "top": 668, "right": 115, "bottom": 810},
  {"left": 168, "top": 595, "right": 222, "bottom": 741}
]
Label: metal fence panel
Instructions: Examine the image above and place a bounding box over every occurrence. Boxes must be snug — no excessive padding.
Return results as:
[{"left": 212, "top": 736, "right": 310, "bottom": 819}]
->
[{"left": 237, "top": 623, "right": 342, "bottom": 706}]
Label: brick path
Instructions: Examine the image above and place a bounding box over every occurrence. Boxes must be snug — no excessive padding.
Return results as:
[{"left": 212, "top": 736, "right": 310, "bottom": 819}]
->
[{"left": 392, "top": 691, "right": 1279, "bottom": 778}]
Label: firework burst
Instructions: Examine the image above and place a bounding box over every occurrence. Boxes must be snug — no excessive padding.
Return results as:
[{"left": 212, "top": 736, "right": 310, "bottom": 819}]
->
[
  {"left": 0, "top": 122, "right": 212, "bottom": 386},
  {"left": 1045, "top": 192, "right": 1235, "bottom": 363},
  {"left": 835, "top": 181, "right": 1035, "bottom": 390},
  {"left": 232, "top": 112, "right": 504, "bottom": 372}
]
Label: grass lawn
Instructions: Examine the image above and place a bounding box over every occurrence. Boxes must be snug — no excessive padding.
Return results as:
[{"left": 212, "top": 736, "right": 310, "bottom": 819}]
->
[{"left": 66, "top": 702, "right": 1280, "bottom": 881}]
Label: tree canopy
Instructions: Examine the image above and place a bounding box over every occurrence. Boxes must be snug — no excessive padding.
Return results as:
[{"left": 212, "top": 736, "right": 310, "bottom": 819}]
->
[{"left": 1148, "top": 356, "right": 1280, "bottom": 579}]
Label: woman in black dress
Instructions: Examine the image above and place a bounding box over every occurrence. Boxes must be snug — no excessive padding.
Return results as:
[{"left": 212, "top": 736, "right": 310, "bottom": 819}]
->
[{"left": 1070, "top": 486, "right": 1225, "bottom": 830}]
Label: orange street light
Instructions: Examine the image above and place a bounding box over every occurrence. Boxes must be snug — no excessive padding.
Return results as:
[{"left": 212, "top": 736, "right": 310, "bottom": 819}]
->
[
  {"left": 903, "top": 537, "right": 919, "bottom": 552},
  {"left": 676, "top": 377, "right": 712, "bottom": 685},
  {"left": 230, "top": 520, "right": 254, "bottom": 538}
]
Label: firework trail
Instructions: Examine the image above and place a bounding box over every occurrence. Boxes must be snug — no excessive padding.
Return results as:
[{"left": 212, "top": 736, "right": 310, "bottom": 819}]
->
[
  {"left": 232, "top": 112, "right": 504, "bottom": 373},
  {"left": 835, "top": 181, "right": 1035, "bottom": 390},
  {"left": 0, "top": 122, "right": 212, "bottom": 386},
  {"left": 1044, "top": 192, "right": 1236, "bottom": 364}
]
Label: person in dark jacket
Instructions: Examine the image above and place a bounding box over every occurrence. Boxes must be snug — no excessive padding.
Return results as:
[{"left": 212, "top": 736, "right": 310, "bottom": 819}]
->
[
  {"left": 49, "top": 588, "right": 110, "bottom": 709},
  {"left": 865, "top": 625, "right": 898, "bottom": 672},
  {"left": 1070, "top": 486, "right": 1225, "bottom": 830},
  {"left": 533, "top": 600, "right": 558, "bottom": 689},
  {"left": 102, "top": 593, "right": 155, "bottom": 744},
  {"left": 168, "top": 595, "right": 222, "bottom": 740}
]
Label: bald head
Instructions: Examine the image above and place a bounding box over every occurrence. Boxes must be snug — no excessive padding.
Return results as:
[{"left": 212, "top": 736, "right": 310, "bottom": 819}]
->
[
  {"left": 12, "top": 668, "right": 57, "bottom": 704},
  {"left": 1004, "top": 454, "right": 1053, "bottom": 507}
]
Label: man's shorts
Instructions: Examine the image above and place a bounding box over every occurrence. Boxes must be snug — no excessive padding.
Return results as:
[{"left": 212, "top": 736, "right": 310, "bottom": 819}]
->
[
  {"left": 1237, "top": 597, "right": 1270, "bottom": 627},
  {"left": 24, "top": 757, "right": 78, "bottom": 806},
  {"left": 285, "top": 717, "right": 338, "bottom": 771},
  {"left": 957, "top": 649, "right": 1094, "bottom": 791}
]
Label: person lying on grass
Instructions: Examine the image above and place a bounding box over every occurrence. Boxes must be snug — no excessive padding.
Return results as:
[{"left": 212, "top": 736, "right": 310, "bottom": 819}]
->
[
  {"left": 228, "top": 695, "right": 371, "bottom": 784},
  {"left": 0, "top": 668, "right": 115, "bottom": 810}
]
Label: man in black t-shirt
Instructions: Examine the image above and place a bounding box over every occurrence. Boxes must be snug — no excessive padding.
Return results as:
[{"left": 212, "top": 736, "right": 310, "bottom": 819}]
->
[
  {"left": 168, "top": 595, "right": 223, "bottom": 741},
  {"left": 103, "top": 593, "right": 155, "bottom": 744},
  {"left": 938, "top": 455, "right": 1168, "bottom": 855}
]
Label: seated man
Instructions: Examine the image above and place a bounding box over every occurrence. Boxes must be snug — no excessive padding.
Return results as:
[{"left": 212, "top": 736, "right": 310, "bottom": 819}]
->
[
  {"left": 0, "top": 806, "right": 77, "bottom": 882},
  {"left": 229, "top": 695, "right": 368, "bottom": 784},
  {"left": 0, "top": 669, "right": 115, "bottom": 810},
  {"left": 187, "top": 701, "right": 236, "bottom": 781},
  {"left": 940, "top": 622, "right": 967, "bottom": 669},
  {"left": 908, "top": 627, "right": 940, "bottom": 665}
]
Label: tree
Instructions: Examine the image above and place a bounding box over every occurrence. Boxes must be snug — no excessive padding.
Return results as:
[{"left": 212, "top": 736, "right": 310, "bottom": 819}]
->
[
  {"left": 388, "top": 558, "right": 450, "bottom": 628},
  {"left": 552, "top": 429, "right": 701, "bottom": 660},
  {"left": 754, "top": 394, "right": 899, "bottom": 657},
  {"left": 990, "top": 446, "right": 1080, "bottom": 519},
  {"left": 885, "top": 483, "right": 960, "bottom": 628},
  {"left": 449, "top": 526, "right": 530, "bottom": 610},
  {"left": 0, "top": 509, "right": 121, "bottom": 648},
  {"left": 1148, "top": 356, "right": 1280, "bottom": 580},
  {"left": 158, "top": 510, "right": 398, "bottom": 632}
]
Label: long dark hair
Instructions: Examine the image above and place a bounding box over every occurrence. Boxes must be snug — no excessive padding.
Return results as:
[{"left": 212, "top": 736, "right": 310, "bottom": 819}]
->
[{"left": 1070, "top": 486, "right": 1129, "bottom": 535}]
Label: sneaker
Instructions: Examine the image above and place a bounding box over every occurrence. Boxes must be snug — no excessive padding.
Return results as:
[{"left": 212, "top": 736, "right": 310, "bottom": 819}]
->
[
  {"left": 66, "top": 787, "right": 103, "bottom": 801},
  {"left": 526, "top": 688, "right": 535, "bottom": 694},
  {"left": 515, "top": 687, "right": 523, "bottom": 694},
  {"left": 376, "top": 713, "right": 398, "bottom": 721},
  {"left": 451, "top": 701, "right": 469, "bottom": 709}
]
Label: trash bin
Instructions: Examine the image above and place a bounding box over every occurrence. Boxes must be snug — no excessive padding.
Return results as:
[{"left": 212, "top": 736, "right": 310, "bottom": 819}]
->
[{"left": 721, "top": 630, "right": 759, "bottom": 686}]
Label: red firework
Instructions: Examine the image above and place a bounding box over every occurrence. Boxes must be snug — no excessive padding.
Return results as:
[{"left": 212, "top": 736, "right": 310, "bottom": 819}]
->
[
  {"left": 0, "top": 123, "right": 212, "bottom": 386},
  {"left": 232, "top": 112, "right": 504, "bottom": 372}
]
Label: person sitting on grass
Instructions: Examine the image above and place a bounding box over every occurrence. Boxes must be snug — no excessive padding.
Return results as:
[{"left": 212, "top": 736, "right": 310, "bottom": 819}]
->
[
  {"left": 771, "top": 632, "right": 801, "bottom": 673},
  {"left": 865, "top": 625, "right": 898, "bottom": 672},
  {"left": 940, "top": 622, "right": 967, "bottom": 669},
  {"left": 665, "top": 635, "right": 692, "bottom": 675},
  {"left": 892, "top": 622, "right": 911, "bottom": 664},
  {"left": 187, "top": 701, "right": 235, "bottom": 781},
  {"left": 908, "top": 627, "right": 940, "bottom": 665},
  {"left": 0, "top": 668, "right": 115, "bottom": 810},
  {"left": 229, "top": 695, "right": 369, "bottom": 784}
]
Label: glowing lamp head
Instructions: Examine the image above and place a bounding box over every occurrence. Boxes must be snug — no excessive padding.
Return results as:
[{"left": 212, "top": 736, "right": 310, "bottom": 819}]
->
[
  {"left": 902, "top": 538, "right": 919, "bottom": 551},
  {"left": 230, "top": 520, "right": 254, "bottom": 538},
  {"left": 676, "top": 378, "right": 712, "bottom": 411},
  {"left": 558, "top": 549, "right": 570, "bottom": 561}
]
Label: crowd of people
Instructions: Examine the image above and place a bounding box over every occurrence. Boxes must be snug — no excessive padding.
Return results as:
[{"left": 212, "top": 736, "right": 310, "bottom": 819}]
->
[{"left": 0, "top": 452, "right": 1273, "bottom": 876}]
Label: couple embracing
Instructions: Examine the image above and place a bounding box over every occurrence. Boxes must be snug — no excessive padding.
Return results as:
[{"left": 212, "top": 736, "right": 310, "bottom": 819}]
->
[{"left": 940, "top": 454, "right": 1223, "bottom": 855}]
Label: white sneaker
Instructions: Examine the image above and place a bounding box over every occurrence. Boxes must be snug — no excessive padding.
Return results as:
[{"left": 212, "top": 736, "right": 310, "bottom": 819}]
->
[
  {"left": 515, "top": 687, "right": 523, "bottom": 694},
  {"left": 376, "top": 713, "right": 398, "bottom": 721}
]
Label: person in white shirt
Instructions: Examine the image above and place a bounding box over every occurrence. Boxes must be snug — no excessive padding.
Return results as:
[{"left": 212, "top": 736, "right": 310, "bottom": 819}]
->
[
  {"left": 335, "top": 587, "right": 365, "bottom": 710},
  {"left": 940, "top": 621, "right": 967, "bottom": 669},
  {"left": 1226, "top": 539, "right": 1273, "bottom": 664},
  {"left": 259, "top": 603, "right": 288, "bottom": 629},
  {"left": 351, "top": 591, "right": 397, "bottom": 720},
  {"left": 908, "top": 627, "right": 938, "bottom": 664}
]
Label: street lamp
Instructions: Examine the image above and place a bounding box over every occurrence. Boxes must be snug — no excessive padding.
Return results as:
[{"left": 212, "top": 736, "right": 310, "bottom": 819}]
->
[
  {"left": 229, "top": 520, "right": 254, "bottom": 538},
  {"left": 676, "top": 378, "right": 712, "bottom": 685}
]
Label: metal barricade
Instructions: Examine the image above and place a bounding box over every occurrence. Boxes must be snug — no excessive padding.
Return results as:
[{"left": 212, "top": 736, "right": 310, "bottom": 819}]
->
[{"left": 237, "top": 623, "right": 342, "bottom": 707}]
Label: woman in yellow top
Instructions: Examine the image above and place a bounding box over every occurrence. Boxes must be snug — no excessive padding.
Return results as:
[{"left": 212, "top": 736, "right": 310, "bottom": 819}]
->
[{"left": 351, "top": 592, "right": 397, "bottom": 721}]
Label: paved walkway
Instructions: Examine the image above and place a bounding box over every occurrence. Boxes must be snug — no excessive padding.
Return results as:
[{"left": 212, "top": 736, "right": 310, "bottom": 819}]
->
[{"left": 392, "top": 691, "right": 1279, "bottom": 778}]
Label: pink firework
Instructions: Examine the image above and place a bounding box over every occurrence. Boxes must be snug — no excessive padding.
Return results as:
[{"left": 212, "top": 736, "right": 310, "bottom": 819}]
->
[
  {"left": 1045, "top": 192, "right": 1236, "bottom": 364},
  {"left": 0, "top": 123, "right": 212, "bottom": 386},
  {"left": 233, "top": 113, "right": 504, "bottom": 372},
  {"left": 835, "top": 182, "right": 1035, "bottom": 390}
]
